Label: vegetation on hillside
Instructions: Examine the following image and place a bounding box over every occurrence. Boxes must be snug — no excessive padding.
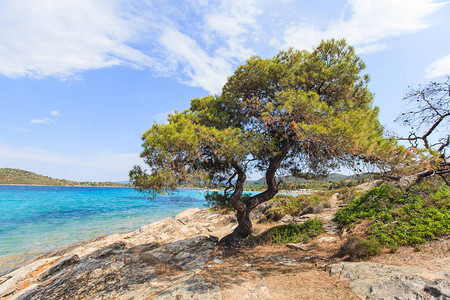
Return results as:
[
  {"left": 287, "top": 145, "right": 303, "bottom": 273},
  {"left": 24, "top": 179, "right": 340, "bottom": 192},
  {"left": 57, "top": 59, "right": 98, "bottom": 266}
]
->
[
  {"left": 335, "top": 182, "right": 450, "bottom": 250},
  {"left": 250, "top": 173, "right": 350, "bottom": 186},
  {"left": 264, "top": 191, "right": 334, "bottom": 219},
  {"left": 244, "top": 173, "right": 372, "bottom": 191},
  {"left": 0, "top": 168, "right": 129, "bottom": 187}
]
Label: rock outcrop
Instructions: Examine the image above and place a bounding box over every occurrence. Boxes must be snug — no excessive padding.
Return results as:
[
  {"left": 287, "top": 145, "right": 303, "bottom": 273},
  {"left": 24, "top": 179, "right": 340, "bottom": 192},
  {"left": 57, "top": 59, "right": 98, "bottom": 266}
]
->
[
  {"left": 329, "top": 262, "right": 450, "bottom": 300},
  {"left": 0, "top": 209, "right": 234, "bottom": 300}
]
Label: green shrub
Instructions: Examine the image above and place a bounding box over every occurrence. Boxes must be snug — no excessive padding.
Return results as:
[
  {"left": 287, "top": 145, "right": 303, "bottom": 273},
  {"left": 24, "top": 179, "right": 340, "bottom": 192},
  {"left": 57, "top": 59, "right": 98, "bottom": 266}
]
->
[
  {"left": 340, "top": 236, "right": 381, "bottom": 260},
  {"left": 335, "top": 183, "right": 450, "bottom": 248},
  {"left": 334, "top": 185, "right": 406, "bottom": 227},
  {"left": 370, "top": 202, "right": 450, "bottom": 247},
  {"left": 265, "top": 195, "right": 310, "bottom": 220},
  {"left": 428, "top": 185, "right": 450, "bottom": 208},
  {"left": 271, "top": 219, "right": 324, "bottom": 244},
  {"left": 266, "top": 191, "right": 335, "bottom": 220}
]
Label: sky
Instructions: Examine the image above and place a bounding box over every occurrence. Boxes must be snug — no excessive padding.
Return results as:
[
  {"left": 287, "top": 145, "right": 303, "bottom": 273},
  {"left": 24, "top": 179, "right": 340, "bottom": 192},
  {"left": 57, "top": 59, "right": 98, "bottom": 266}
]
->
[{"left": 0, "top": 0, "right": 449, "bottom": 182}]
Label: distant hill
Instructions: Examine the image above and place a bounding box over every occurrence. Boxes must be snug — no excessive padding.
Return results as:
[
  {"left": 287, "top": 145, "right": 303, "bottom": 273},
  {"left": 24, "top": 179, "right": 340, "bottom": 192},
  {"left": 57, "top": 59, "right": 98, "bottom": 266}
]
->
[
  {"left": 0, "top": 168, "right": 130, "bottom": 187},
  {"left": 251, "top": 173, "right": 351, "bottom": 185}
]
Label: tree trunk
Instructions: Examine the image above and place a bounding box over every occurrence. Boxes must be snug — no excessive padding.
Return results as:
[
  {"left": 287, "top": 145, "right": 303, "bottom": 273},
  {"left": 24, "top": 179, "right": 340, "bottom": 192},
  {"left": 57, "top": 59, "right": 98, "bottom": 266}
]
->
[
  {"left": 219, "top": 140, "right": 291, "bottom": 249},
  {"left": 387, "top": 162, "right": 450, "bottom": 188},
  {"left": 396, "top": 170, "right": 434, "bottom": 188},
  {"left": 219, "top": 210, "right": 252, "bottom": 249},
  {"left": 219, "top": 162, "right": 248, "bottom": 249}
]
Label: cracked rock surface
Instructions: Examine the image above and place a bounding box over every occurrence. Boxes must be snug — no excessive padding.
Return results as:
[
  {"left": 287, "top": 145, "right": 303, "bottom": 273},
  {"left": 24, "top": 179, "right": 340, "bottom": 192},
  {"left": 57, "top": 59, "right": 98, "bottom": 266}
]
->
[
  {"left": 0, "top": 209, "right": 232, "bottom": 300},
  {"left": 329, "top": 262, "right": 450, "bottom": 300}
]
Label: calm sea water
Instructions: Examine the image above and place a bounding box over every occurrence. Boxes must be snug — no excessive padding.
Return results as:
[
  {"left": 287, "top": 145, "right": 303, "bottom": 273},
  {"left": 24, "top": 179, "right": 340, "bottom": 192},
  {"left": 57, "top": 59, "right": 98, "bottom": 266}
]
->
[{"left": 0, "top": 185, "right": 208, "bottom": 261}]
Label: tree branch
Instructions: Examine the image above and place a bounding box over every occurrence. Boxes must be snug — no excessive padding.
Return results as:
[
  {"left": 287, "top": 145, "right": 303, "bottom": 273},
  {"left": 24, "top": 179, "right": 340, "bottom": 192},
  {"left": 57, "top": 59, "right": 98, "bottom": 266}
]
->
[
  {"left": 247, "top": 139, "right": 291, "bottom": 211},
  {"left": 228, "top": 162, "right": 247, "bottom": 213},
  {"left": 421, "top": 113, "right": 450, "bottom": 148}
]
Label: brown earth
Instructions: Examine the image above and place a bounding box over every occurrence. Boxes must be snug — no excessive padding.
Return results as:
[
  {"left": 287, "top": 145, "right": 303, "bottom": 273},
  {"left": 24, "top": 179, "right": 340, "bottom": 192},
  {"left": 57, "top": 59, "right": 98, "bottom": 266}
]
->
[
  {"left": 200, "top": 222, "right": 449, "bottom": 299},
  {"left": 198, "top": 187, "right": 449, "bottom": 299}
]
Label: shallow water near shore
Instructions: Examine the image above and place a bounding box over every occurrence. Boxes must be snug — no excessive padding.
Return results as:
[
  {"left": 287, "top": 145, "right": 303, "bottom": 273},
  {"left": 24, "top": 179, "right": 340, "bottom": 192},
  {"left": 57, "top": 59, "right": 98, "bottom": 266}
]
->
[{"left": 0, "top": 185, "right": 208, "bottom": 270}]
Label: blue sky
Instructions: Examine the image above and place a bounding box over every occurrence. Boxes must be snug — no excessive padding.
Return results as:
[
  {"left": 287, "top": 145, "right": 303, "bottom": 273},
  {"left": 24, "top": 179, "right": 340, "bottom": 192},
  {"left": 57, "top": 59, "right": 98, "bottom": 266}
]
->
[{"left": 0, "top": 0, "right": 449, "bottom": 181}]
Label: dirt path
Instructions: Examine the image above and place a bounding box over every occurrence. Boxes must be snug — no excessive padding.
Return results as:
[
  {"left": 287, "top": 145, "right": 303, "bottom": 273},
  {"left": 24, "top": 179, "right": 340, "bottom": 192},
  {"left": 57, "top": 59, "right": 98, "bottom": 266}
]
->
[{"left": 202, "top": 244, "right": 359, "bottom": 299}]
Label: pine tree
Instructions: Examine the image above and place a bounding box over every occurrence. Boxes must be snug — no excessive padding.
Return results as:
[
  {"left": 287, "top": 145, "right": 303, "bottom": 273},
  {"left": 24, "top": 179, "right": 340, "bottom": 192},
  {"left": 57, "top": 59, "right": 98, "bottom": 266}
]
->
[{"left": 131, "top": 39, "right": 397, "bottom": 248}]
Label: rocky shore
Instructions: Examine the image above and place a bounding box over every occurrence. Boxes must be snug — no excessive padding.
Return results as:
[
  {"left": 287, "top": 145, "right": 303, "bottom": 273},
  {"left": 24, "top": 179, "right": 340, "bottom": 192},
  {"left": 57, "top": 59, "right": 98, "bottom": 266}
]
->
[
  {"left": 1, "top": 203, "right": 449, "bottom": 299},
  {"left": 0, "top": 208, "right": 234, "bottom": 299}
]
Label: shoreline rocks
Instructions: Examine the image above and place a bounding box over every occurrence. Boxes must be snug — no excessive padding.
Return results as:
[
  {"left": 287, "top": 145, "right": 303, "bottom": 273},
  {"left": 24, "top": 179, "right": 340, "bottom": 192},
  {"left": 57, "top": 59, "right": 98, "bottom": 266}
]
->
[
  {"left": 0, "top": 208, "right": 234, "bottom": 300},
  {"left": 1, "top": 203, "right": 448, "bottom": 300}
]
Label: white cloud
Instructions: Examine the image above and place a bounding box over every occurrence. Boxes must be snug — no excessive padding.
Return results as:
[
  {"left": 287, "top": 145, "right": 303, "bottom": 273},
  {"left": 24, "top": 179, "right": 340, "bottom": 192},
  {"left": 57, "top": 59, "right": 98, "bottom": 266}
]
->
[
  {"left": 159, "top": 26, "right": 234, "bottom": 93},
  {"left": 156, "top": 1, "right": 262, "bottom": 93},
  {"left": 29, "top": 110, "right": 62, "bottom": 125},
  {"left": 30, "top": 117, "right": 53, "bottom": 125},
  {"left": 51, "top": 110, "right": 62, "bottom": 117},
  {"left": 0, "top": 0, "right": 445, "bottom": 93},
  {"left": 0, "top": 0, "right": 158, "bottom": 79},
  {"left": 355, "top": 43, "right": 388, "bottom": 54},
  {"left": 203, "top": 0, "right": 261, "bottom": 60},
  {"left": 0, "top": 0, "right": 261, "bottom": 93},
  {"left": 281, "top": 0, "right": 445, "bottom": 53},
  {"left": 425, "top": 54, "right": 450, "bottom": 78},
  {"left": 0, "top": 143, "right": 143, "bottom": 181}
]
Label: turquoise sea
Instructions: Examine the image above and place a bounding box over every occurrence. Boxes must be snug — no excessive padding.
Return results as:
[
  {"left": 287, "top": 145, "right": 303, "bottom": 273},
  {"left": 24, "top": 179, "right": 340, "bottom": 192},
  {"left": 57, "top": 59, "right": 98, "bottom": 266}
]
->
[{"left": 0, "top": 185, "right": 208, "bottom": 270}]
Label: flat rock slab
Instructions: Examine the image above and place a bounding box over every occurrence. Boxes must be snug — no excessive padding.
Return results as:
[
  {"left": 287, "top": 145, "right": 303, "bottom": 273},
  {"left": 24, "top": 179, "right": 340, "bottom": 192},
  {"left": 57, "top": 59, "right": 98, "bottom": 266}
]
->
[
  {"left": 286, "top": 243, "right": 307, "bottom": 251},
  {"left": 329, "top": 262, "right": 450, "bottom": 300},
  {"left": 3, "top": 236, "right": 219, "bottom": 299},
  {"left": 149, "top": 235, "right": 218, "bottom": 272},
  {"left": 175, "top": 208, "right": 201, "bottom": 224}
]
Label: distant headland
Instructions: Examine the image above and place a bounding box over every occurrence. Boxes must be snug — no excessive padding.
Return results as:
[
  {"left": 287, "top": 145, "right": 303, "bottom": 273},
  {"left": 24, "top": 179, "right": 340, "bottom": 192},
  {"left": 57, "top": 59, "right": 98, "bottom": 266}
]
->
[{"left": 0, "top": 168, "right": 130, "bottom": 187}]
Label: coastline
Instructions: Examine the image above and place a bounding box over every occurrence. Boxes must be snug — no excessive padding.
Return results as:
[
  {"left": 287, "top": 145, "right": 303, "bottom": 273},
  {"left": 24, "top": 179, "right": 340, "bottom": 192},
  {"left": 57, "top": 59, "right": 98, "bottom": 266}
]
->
[
  {"left": 0, "top": 184, "right": 130, "bottom": 188},
  {"left": 0, "top": 184, "right": 312, "bottom": 193},
  {"left": 0, "top": 207, "right": 235, "bottom": 275},
  {"left": 0, "top": 186, "right": 211, "bottom": 275},
  {"left": 0, "top": 233, "right": 110, "bottom": 277},
  {"left": 0, "top": 184, "right": 306, "bottom": 271},
  {"left": 0, "top": 207, "right": 236, "bottom": 299}
]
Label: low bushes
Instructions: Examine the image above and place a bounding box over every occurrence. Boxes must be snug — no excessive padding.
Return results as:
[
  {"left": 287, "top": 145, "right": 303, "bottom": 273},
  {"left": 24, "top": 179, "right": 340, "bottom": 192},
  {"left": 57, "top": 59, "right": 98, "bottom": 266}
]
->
[
  {"left": 245, "top": 219, "right": 325, "bottom": 247},
  {"left": 335, "top": 183, "right": 450, "bottom": 249},
  {"left": 270, "top": 219, "right": 325, "bottom": 244},
  {"left": 265, "top": 191, "right": 335, "bottom": 221},
  {"left": 339, "top": 236, "right": 381, "bottom": 260}
]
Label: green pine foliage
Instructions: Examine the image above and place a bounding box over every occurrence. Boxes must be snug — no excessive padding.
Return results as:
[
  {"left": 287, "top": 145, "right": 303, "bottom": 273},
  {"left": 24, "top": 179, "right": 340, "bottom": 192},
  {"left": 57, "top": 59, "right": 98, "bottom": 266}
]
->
[
  {"left": 131, "top": 39, "right": 407, "bottom": 243},
  {"left": 131, "top": 39, "right": 400, "bottom": 197},
  {"left": 335, "top": 184, "right": 450, "bottom": 248}
]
